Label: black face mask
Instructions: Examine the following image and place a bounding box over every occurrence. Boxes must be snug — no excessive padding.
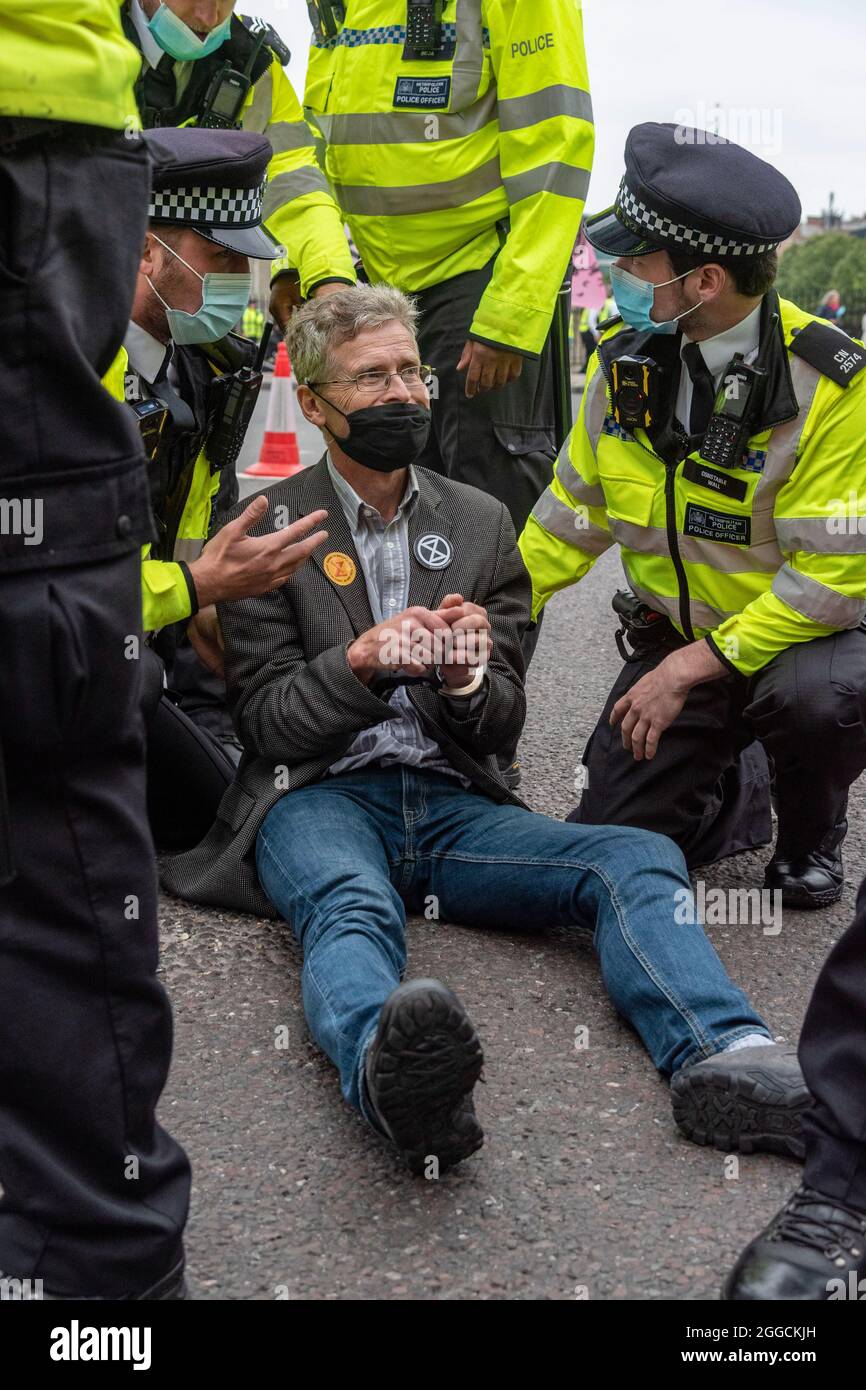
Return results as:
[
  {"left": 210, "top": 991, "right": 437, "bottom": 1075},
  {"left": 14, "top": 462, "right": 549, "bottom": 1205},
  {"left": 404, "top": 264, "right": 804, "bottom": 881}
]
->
[{"left": 314, "top": 394, "right": 431, "bottom": 473}]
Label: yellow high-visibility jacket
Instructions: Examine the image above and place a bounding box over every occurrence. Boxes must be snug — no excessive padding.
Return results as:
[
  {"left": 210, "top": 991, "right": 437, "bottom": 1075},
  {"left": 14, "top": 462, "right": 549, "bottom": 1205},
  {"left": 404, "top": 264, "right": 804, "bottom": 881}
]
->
[
  {"left": 123, "top": 8, "right": 356, "bottom": 299},
  {"left": 519, "top": 295, "right": 866, "bottom": 676},
  {"left": 0, "top": 0, "right": 141, "bottom": 130},
  {"left": 104, "top": 346, "right": 221, "bottom": 634},
  {"left": 305, "top": 0, "right": 593, "bottom": 357},
  {"left": 236, "top": 40, "right": 357, "bottom": 297}
]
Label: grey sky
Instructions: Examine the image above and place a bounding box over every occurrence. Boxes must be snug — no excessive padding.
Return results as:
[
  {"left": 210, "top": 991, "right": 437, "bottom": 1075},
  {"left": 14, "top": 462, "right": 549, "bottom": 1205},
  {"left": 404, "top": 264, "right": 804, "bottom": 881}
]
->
[{"left": 256, "top": 0, "right": 864, "bottom": 222}]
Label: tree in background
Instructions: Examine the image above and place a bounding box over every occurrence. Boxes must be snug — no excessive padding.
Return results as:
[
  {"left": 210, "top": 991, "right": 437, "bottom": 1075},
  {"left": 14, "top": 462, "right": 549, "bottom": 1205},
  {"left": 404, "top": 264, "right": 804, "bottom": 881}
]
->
[{"left": 777, "top": 232, "right": 866, "bottom": 339}]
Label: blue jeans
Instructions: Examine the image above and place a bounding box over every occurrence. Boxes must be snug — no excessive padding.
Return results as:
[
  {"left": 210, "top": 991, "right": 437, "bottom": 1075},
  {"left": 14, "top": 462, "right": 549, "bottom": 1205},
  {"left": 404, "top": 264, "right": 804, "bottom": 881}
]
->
[{"left": 256, "top": 767, "right": 768, "bottom": 1117}]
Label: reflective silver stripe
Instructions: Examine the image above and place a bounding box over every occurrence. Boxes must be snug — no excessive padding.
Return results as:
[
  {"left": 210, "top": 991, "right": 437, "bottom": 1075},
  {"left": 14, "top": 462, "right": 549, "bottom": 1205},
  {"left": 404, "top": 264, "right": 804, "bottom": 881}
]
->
[
  {"left": 629, "top": 580, "right": 737, "bottom": 630},
  {"left": 502, "top": 161, "right": 590, "bottom": 205},
  {"left": 531, "top": 488, "right": 611, "bottom": 555},
  {"left": 608, "top": 518, "right": 781, "bottom": 575},
  {"left": 451, "top": 0, "right": 485, "bottom": 110},
  {"left": 266, "top": 120, "right": 317, "bottom": 154},
  {"left": 323, "top": 87, "right": 497, "bottom": 144},
  {"left": 555, "top": 442, "right": 605, "bottom": 507},
  {"left": 244, "top": 66, "right": 272, "bottom": 134},
  {"left": 498, "top": 84, "right": 593, "bottom": 133},
  {"left": 752, "top": 355, "right": 822, "bottom": 509},
  {"left": 582, "top": 367, "right": 610, "bottom": 462},
  {"left": 680, "top": 533, "right": 782, "bottom": 574},
  {"left": 775, "top": 516, "right": 866, "bottom": 554},
  {"left": 772, "top": 564, "right": 866, "bottom": 627},
  {"left": 263, "top": 166, "right": 332, "bottom": 216},
  {"left": 173, "top": 538, "right": 205, "bottom": 563},
  {"left": 332, "top": 156, "right": 502, "bottom": 215}
]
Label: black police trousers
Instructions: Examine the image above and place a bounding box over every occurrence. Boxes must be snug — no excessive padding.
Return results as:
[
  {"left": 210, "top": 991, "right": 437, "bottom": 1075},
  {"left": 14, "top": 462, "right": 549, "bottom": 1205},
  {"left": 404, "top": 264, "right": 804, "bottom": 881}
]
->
[
  {"left": 0, "top": 120, "right": 190, "bottom": 1295},
  {"left": 141, "top": 644, "right": 236, "bottom": 851},
  {"left": 571, "top": 626, "right": 866, "bottom": 866},
  {"left": 801, "top": 871, "right": 866, "bottom": 1211},
  {"left": 414, "top": 255, "right": 557, "bottom": 538}
]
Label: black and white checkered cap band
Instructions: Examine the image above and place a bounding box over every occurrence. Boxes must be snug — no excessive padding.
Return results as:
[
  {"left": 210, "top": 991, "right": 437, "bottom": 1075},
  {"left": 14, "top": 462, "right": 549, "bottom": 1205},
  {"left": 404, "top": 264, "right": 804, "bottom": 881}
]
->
[
  {"left": 616, "top": 179, "right": 776, "bottom": 257},
  {"left": 149, "top": 178, "right": 266, "bottom": 227}
]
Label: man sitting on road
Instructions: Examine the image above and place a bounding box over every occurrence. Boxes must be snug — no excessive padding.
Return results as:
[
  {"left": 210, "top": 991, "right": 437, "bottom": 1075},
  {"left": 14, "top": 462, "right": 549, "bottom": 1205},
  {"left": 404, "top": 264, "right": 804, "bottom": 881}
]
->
[{"left": 162, "top": 285, "right": 808, "bottom": 1174}]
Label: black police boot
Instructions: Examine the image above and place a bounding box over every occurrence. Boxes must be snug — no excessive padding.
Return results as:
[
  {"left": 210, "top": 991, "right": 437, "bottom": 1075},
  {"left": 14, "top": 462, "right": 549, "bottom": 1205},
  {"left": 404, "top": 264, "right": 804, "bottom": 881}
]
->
[
  {"left": 670, "top": 1043, "right": 810, "bottom": 1158},
  {"left": 363, "top": 979, "right": 484, "bottom": 1175},
  {"left": 724, "top": 1184, "right": 866, "bottom": 1300},
  {"left": 497, "top": 755, "right": 522, "bottom": 790},
  {"left": 764, "top": 820, "right": 846, "bottom": 910}
]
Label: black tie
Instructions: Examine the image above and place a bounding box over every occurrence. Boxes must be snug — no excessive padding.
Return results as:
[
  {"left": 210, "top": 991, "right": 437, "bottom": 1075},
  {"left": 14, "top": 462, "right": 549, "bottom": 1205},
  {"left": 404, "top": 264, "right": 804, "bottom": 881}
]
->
[
  {"left": 151, "top": 353, "right": 196, "bottom": 432},
  {"left": 682, "top": 341, "right": 717, "bottom": 436}
]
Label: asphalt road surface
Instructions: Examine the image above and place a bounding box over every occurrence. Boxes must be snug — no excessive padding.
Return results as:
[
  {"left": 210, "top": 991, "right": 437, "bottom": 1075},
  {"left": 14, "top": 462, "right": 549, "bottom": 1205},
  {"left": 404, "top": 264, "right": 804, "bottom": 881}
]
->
[{"left": 157, "top": 378, "right": 865, "bottom": 1300}]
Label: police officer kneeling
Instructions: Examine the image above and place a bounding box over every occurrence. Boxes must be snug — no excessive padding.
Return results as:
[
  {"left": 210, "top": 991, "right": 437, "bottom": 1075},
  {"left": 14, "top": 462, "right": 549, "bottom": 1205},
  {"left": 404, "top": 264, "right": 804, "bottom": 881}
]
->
[
  {"left": 520, "top": 123, "right": 866, "bottom": 909},
  {"left": 117, "top": 127, "right": 328, "bottom": 847}
]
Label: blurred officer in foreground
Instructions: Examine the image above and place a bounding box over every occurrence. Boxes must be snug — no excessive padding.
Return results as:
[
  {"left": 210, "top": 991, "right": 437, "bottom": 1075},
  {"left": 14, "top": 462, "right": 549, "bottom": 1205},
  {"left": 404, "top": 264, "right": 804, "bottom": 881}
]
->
[
  {"left": 117, "top": 127, "right": 328, "bottom": 848},
  {"left": 0, "top": 1, "right": 189, "bottom": 1298},
  {"left": 726, "top": 871, "right": 866, "bottom": 1300},
  {"left": 121, "top": 0, "right": 356, "bottom": 323},
  {"left": 304, "top": 1, "right": 593, "bottom": 536},
  {"left": 520, "top": 124, "right": 866, "bottom": 909}
]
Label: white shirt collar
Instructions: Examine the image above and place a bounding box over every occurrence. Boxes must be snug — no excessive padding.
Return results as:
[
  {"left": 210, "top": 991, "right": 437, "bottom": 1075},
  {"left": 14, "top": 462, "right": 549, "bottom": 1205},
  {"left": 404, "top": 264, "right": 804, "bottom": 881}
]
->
[
  {"left": 129, "top": 0, "right": 166, "bottom": 71},
  {"left": 327, "top": 458, "right": 420, "bottom": 529},
  {"left": 681, "top": 301, "right": 763, "bottom": 381},
  {"left": 124, "top": 319, "right": 172, "bottom": 385}
]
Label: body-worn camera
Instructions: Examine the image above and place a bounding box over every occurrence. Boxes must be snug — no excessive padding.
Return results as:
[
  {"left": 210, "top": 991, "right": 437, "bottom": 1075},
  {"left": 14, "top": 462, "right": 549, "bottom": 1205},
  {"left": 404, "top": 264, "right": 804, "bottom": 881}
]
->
[
  {"left": 307, "top": 1, "right": 345, "bottom": 44},
  {"left": 610, "top": 355, "right": 663, "bottom": 433},
  {"left": 404, "top": 1, "right": 450, "bottom": 58},
  {"left": 130, "top": 397, "right": 169, "bottom": 462}
]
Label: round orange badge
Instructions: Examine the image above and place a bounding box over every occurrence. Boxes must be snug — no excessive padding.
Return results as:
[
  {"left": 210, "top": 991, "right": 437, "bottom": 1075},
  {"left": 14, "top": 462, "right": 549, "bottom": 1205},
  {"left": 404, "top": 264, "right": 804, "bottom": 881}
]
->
[{"left": 324, "top": 552, "right": 357, "bottom": 586}]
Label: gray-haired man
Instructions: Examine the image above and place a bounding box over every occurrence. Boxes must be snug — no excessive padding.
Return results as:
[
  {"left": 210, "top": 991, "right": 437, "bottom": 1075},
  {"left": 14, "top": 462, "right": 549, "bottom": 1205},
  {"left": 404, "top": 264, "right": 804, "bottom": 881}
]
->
[{"left": 163, "top": 285, "right": 807, "bottom": 1175}]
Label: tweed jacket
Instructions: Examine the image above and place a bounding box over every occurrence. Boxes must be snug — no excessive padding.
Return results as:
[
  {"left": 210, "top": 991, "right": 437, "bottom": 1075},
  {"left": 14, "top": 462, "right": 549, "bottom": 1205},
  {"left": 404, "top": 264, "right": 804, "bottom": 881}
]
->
[{"left": 160, "top": 458, "right": 533, "bottom": 918}]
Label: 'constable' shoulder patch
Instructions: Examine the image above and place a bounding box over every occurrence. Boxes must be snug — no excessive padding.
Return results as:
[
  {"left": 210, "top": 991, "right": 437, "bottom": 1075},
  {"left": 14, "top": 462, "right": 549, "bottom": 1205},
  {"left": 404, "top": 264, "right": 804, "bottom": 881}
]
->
[{"left": 789, "top": 321, "right": 866, "bottom": 387}]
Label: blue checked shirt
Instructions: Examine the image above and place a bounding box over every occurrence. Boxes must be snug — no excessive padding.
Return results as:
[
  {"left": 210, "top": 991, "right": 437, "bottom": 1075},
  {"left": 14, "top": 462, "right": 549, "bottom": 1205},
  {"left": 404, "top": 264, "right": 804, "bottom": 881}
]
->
[{"left": 326, "top": 460, "right": 468, "bottom": 783}]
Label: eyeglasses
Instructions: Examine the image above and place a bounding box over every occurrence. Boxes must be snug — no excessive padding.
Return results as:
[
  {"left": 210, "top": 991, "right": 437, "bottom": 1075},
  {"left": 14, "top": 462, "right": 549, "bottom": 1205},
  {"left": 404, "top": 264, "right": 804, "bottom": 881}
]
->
[{"left": 307, "top": 364, "right": 436, "bottom": 394}]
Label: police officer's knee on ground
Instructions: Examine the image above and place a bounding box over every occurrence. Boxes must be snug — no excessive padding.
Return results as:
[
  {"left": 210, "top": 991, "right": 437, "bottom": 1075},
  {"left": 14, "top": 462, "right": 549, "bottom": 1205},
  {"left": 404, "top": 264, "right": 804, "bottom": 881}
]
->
[{"left": 520, "top": 121, "right": 866, "bottom": 910}]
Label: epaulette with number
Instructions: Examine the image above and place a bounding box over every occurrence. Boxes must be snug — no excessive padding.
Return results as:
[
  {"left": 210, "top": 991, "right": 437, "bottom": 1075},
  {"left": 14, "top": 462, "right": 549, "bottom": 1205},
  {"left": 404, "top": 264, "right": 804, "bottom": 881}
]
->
[
  {"left": 789, "top": 320, "right": 866, "bottom": 387},
  {"left": 241, "top": 14, "right": 291, "bottom": 66}
]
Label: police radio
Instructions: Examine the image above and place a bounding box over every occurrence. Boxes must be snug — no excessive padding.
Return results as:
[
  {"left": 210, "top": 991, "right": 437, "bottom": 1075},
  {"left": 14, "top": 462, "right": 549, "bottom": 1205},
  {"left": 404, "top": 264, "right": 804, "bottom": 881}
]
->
[
  {"left": 205, "top": 324, "right": 273, "bottom": 474},
  {"left": 610, "top": 355, "right": 663, "bottom": 433},
  {"left": 200, "top": 23, "right": 273, "bottom": 129},
  {"left": 199, "top": 63, "right": 251, "bottom": 128},
  {"left": 698, "top": 314, "right": 778, "bottom": 470}
]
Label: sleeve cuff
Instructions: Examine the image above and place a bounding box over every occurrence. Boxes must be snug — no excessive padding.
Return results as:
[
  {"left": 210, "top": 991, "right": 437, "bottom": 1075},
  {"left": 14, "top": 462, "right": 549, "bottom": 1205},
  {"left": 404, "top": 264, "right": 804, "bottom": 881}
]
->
[
  {"left": 178, "top": 561, "right": 199, "bottom": 618},
  {"left": 467, "top": 331, "right": 541, "bottom": 362},
  {"left": 705, "top": 634, "right": 740, "bottom": 675},
  {"left": 305, "top": 276, "right": 356, "bottom": 296}
]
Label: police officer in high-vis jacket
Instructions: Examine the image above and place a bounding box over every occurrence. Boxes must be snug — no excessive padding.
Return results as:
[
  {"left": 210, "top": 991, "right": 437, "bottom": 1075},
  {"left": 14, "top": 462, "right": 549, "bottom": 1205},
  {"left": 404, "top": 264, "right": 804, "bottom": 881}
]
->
[
  {"left": 520, "top": 123, "right": 866, "bottom": 910},
  {"left": 115, "top": 127, "right": 328, "bottom": 849},
  {"left": 303, "top": 1, "right": 594, "bottom": 539},
  {"left": 121, "top": 0, "right": 357, "bottom": 324}
]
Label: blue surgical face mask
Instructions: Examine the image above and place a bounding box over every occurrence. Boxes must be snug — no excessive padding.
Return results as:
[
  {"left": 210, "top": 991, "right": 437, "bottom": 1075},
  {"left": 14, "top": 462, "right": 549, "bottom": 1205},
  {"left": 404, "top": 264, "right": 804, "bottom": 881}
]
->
[
  {"left": 610, "top": 263, "right": 702, "bottom": 335},
  {"left": 147, "top": 3, "right": 232, "bottom": 62},
  {"left": 146, "top": 234, "right": 251, "bottom": 344}
]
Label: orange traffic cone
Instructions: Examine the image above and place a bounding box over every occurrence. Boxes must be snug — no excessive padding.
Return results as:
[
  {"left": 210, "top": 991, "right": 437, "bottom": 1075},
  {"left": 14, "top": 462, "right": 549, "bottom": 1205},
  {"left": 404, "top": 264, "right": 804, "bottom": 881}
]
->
[{"left": 242, "top": 340, "right": 303, "bottom": 478}]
